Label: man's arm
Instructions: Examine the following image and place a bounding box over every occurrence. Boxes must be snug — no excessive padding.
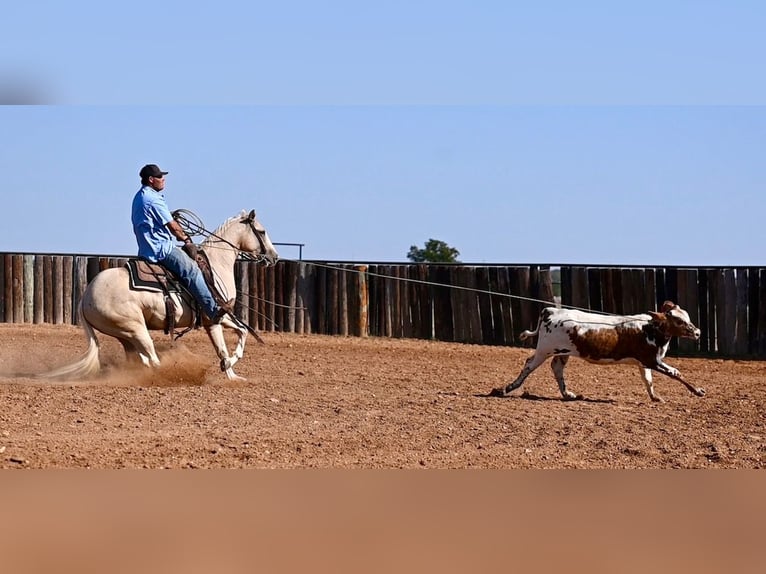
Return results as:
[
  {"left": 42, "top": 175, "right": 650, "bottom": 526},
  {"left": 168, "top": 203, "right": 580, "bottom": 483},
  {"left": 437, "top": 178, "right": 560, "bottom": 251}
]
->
[
  {"left": 166, "top": 219, "right": 193, "bottom": 245},
  {"left": 166, "top": 219, "right": 198, "bottom": 259}
]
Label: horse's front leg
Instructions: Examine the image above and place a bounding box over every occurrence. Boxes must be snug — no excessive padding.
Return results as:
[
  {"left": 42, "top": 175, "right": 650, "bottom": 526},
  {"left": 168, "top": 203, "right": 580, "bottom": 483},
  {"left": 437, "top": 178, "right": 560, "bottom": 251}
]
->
[
  {"left": 229, "top": 321, "right": 248, "bottom": 365},
  {"left": 204, "top": 322, "right": 247, "bottom": 381}
]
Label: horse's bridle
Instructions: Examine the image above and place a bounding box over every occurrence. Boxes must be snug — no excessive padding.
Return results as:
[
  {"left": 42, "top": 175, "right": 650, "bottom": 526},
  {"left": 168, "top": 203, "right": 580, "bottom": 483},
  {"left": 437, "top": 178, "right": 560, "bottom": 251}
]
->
[
  {"left": 242, "top": 218, "right": 272, "bottom": 264},
  {"left": 205, "top": 217, "right": 273, "bottom": 264}
]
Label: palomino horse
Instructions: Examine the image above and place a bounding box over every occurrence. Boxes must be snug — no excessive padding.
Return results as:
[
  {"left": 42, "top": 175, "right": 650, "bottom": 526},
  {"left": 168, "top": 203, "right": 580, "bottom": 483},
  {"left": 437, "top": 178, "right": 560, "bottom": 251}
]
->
[{"left": 41, "top": 209, "right": 278, "bottom": 381}]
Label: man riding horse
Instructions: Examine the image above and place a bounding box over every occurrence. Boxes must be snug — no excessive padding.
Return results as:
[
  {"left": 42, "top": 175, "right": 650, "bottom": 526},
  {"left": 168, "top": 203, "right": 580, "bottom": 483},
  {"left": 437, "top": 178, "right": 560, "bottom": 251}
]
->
[{"left": 131, "top": 164, "right": 232, "bottom": 323}]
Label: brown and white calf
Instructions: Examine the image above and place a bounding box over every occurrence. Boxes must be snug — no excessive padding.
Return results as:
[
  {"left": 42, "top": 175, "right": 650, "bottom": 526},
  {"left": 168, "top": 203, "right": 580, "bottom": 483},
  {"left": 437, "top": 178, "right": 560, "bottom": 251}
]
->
[{"left": 490, "top": 301, "right": 705, "bottom": 402}]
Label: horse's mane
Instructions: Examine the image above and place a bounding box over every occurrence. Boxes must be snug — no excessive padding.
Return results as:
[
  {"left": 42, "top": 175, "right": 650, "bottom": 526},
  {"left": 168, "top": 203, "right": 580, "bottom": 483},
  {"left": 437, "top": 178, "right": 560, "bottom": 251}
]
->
[{"left": 205, "top": 210, "right": 249, "bottom": 242}]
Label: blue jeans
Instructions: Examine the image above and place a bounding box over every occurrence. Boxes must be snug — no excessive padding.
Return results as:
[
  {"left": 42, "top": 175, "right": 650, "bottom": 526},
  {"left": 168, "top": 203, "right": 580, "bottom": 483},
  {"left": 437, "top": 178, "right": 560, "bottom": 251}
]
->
[{"left": 160, "top": 247, "right": 219, "bottom": 319}]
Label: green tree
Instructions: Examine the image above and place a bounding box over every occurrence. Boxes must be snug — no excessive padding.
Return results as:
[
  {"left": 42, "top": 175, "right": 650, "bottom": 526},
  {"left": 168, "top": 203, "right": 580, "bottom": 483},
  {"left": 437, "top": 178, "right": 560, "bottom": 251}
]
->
[{"left": 407, "top": 239, "right": 460, "bottom": 263}]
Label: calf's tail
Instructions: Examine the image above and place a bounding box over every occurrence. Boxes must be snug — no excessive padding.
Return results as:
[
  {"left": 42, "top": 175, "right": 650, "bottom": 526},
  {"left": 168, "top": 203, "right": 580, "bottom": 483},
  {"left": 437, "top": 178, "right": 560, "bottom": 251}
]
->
[
  {"left": 519, "top": 325, "right": 540, "bottom": 341},
  {"left": 36, "top": 305, "right": 101, "bottom": 381}
]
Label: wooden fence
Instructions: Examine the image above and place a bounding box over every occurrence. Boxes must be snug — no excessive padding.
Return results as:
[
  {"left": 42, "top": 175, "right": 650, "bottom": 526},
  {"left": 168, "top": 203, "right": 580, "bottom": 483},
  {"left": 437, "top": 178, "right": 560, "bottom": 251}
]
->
[{"left": 1, "top": 253, "right": 765, "bottom": 358}]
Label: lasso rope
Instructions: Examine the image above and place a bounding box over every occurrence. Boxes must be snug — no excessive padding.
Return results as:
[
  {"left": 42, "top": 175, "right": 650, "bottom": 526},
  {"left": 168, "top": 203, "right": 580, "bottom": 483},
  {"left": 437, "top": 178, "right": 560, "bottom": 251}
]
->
[{"left": 173, "top": 209, "right": 644, "bottom": 326}]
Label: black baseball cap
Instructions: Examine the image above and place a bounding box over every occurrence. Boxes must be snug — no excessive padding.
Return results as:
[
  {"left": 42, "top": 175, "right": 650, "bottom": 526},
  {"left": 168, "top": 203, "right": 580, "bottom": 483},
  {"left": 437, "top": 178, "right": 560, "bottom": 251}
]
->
[{"left": 139, "top": 164, "right": 169, "bottom": 178}]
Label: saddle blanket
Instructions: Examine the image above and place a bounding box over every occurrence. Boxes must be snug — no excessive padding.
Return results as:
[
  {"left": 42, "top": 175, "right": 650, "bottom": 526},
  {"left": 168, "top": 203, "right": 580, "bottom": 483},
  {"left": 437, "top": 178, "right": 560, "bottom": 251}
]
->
[{"left": 125, "top": 259, "right": 182, "bottom": 293}]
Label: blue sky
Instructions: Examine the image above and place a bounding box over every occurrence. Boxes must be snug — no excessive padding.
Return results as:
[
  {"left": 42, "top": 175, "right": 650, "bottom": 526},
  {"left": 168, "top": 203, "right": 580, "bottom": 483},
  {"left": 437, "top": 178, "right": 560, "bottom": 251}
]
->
[{"left": 1, "top": 2, "right": 764, "bottom": 265}]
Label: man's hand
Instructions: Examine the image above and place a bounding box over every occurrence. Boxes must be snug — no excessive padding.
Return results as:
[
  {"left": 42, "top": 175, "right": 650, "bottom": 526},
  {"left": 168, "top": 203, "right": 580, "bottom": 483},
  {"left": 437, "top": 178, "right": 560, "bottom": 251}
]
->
[{"left": 182, "top": 242, "right": 199, "bottom": 261}]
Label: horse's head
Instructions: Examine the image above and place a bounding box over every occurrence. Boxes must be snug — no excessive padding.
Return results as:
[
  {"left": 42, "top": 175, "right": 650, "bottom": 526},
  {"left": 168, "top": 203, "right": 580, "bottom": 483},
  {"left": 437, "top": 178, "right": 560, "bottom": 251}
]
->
[{"left": 237, "top": 209, "right": 279, "bottom": 265}]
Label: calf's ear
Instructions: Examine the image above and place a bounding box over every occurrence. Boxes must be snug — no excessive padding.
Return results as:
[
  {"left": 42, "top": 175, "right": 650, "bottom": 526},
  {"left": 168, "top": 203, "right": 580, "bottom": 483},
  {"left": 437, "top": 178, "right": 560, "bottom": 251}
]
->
[
  {"left": 649, "top": 311, "right": 664, "bottom": 323},
  {"left": 660, "top": 301, "right": 675, "bottom": 313}
]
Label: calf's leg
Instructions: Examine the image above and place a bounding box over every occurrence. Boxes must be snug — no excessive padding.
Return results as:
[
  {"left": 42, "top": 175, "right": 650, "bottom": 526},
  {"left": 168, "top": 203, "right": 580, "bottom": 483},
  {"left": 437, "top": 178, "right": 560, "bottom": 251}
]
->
[
  {"left": 654, "top": 361, "right": 705, "bottom": 397},
  {"left": 551, "top": 355, "right": 578, "bottom": 400},
  {"left": 491, "top": 351, "right": 550, "bottom": 397},
  {"left": 639, "top": 367, "right": 663, "bottom": 402}
]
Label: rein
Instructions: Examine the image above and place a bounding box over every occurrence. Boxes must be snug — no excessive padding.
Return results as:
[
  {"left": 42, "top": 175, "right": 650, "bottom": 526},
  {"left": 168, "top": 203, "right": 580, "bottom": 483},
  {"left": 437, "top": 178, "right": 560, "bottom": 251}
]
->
[{"left": 173, "top": 209, "right": 271, "bottom": 264}]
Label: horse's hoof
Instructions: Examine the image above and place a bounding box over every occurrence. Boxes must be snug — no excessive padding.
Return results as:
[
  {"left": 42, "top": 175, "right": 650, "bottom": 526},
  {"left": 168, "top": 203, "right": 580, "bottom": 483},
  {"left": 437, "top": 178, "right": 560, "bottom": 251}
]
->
[
  {"left": 695, "top": 387, "right": 706, "bottom": 397},
  {"left": 489, "top": 387, "right": 507, "bottom": 397}
]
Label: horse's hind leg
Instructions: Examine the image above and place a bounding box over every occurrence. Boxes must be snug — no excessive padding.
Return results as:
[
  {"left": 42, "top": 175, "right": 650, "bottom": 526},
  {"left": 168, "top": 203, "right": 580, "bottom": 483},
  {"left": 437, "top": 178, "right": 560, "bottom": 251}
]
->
[
  {"left": 119, "top": 340, "right": 143, "bottom": 366},
  {"left": 120, "top": 338, "right": 160, "bottom": 367},
  {"left": 125, "top": 330, "right": 161, "bottom": 367}
]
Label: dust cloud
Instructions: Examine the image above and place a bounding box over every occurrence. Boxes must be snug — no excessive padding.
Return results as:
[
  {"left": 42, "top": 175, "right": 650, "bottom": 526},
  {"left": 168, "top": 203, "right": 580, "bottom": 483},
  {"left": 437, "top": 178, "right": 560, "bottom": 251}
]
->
[{"left": 0, "top": 341, "right": 212, "bottom": 387}]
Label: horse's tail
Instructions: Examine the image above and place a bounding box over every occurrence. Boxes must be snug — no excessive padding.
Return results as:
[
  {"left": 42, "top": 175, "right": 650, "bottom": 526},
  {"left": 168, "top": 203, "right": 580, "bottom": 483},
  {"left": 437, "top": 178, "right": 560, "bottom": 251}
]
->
[{"left": 36, "top": 304, "right": 101, "bottom": 380}]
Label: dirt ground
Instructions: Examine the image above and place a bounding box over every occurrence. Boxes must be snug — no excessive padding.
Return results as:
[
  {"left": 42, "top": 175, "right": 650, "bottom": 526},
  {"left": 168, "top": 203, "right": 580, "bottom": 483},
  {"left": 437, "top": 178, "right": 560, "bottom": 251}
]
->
[{"left": 1, "top": 322, "right": 765, "bottom": 469}]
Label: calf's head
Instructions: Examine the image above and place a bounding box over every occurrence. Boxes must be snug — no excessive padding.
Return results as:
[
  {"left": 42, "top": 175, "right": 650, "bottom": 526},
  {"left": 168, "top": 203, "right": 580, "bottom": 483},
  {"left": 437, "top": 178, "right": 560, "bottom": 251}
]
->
[{"left": 649, "top": 301, "right": 701, "bottom": 340}]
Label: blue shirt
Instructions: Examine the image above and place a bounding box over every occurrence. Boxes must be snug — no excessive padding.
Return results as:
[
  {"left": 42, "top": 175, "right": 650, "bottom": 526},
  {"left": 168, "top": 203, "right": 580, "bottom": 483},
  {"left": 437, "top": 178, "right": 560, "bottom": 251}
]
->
[{"left": 131, "top": 186, "right": 176, "bottom": 262}]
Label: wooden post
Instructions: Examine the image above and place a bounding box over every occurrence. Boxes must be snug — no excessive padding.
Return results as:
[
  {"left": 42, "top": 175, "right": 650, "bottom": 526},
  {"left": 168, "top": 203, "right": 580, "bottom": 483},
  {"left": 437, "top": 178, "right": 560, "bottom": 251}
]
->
[
  {"left": 507, "top": 267, "right": 524, "bottom": 344},
  {"left": 633, "top": 268, "right": 646, "bottom": 311},
  {"left": 0, "top": 255, "right": 5, "bottom": 321},
  {"left": 487, "top": 267, "right": 505, "bottom": 345},
  {"left": 286, "top": 261, "right": 298, "bottom": 333},
  {"left": 257, "top": 264, "right": 266, "bottom": 331},
  {"left": 697, "top": 269, "right": 710, "bottom": 353},
  {"left": 475, "top": 266, "right": 493, "bottom": 345},
  {"left": 758, "top": 269, "right": 766, "bottom": 356},
  {"left": 248, "top": 263, "right": 259, "bottom": 331},
  {"left": 448, "top": 267, "right": 464, "bottom": 342},
  {"left": 266, "top": 264, "right": 276, "bottom": 332},
  {"left": 434, "top": 266, "right": 455, "bottom": 342},
  {"left": 87, "top": 257, "right": 101, "bottom": 283},
  {"left": 51, "top": 256, "right": 65, "bottom": 325},
  {"left": 735, "top": 268, "right": 749, "bottom": 356},
  {"left": 748, "top": 268, "right": 761, "bottom": 356},
  {"left": 355, "top": 265, "right": 368, "bottom": 337},
  {"left": 391, "top": 266, "right": 402, "bottom": 338},
  {"left": 517, "top": 266, "right": 533, "bottom": 334},
  {"left": 316, "top": 265, "right": 327, "bottom": 335},
  {"left": 569, "top": 267, "right": 588, "bottom": 311},
  {"left": 328, "top": 266, "right": 339, "bottom": 335},
  {"left": 399, "top": 266, "right": 412, "bottom": 339},
  {"left": 272, "top": 262, "right": 282, "bottom": 332},
  {"left": 73, "top": 257, "right": 88, "bottom": 325},
  {"left": 235, "top": 260, "right": 247, "bottom": 322},
  {"left": 644, "top": 268, "right": 657, "bottom": 313},
  {"left": 719, "top": 269, "right": 736, "bottom": 356},
  {"left": 465, "top": 267, "right": 481, "bottom": 344},
  {"left": 677, "top": 269, "right": 698, "bottom": 355},
  {"left": 600, "top": 268, "right": 615, "bottom": 313},
  {"left": 12, "top": 255, "right": 23, "bottom": 323},
  {"left": 338, "top": 264, "right": 348, "bottom": 336},
  {"left": 415, "top": 264, "right": 432, "bottom": 340},
  {"left": 381, "top": 265, "right": 391, "bottom": 337},
  {"left": 620, "top": 268, "right": 634, "bottom": 314},
  {"left": 22, "top": 255, "right": 34, "bottom": 323},
  {"left": 34, "top": 255, "right": 44, "bottom": 324},
  {"left": 297, "top": 262, "right": 312, "bottom": 335},
  {"left": 587, "top": 267, "right": 602, "bottom": 312},
  {"left": 62, "top": 256, "right": 73, "bottom": 325},
  {"left": 706, "top": 269, "right": 720, "bottom": 353},
  {"left": 47, "top": 256, "right": 57, "bottom": 324},
  {"left": 404, "top": 266, "right": 419, "bottom": 339}
]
